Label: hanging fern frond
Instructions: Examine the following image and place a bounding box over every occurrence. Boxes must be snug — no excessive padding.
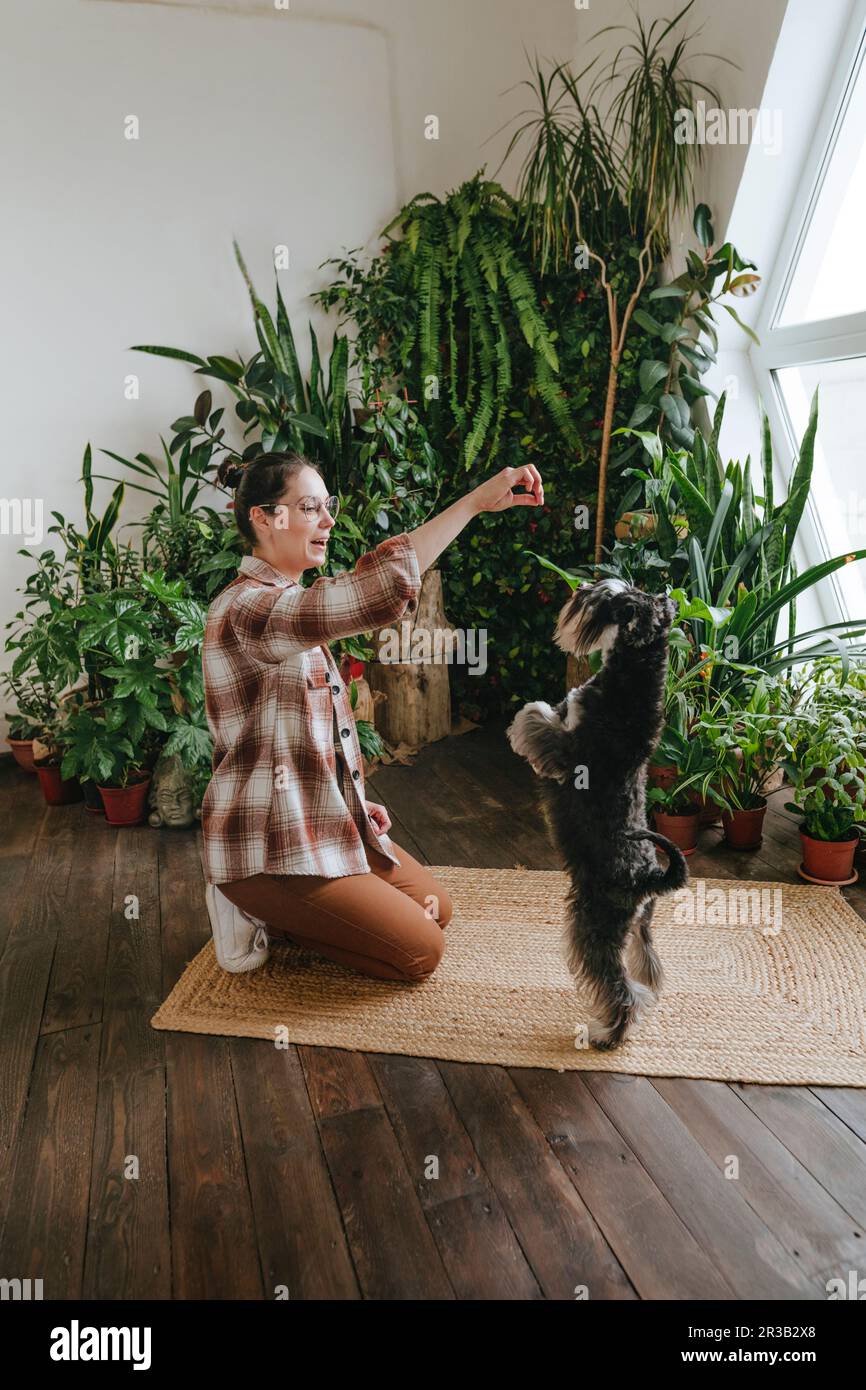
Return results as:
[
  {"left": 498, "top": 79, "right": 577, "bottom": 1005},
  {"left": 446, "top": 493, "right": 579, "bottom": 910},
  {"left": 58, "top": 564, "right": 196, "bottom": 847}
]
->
[
  {"left": 317, "top": 173, "right": 576, "bottom": 470},
  {"left": 534, "top": 353, "right": 578, "bottom": 446}
]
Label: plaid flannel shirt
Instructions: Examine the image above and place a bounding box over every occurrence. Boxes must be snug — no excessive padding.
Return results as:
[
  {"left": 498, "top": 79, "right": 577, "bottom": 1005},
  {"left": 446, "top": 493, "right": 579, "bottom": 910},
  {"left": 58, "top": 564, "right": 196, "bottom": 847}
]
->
[{"left": 200, "top": 531, "right": 422, "bottom": 884}]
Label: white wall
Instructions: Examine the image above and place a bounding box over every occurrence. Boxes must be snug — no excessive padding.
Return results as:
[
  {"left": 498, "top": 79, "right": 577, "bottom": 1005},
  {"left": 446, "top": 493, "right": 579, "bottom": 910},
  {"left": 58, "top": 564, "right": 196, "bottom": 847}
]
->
[{"left": 0, "top": 0, "right": 788, "bottom": 737}]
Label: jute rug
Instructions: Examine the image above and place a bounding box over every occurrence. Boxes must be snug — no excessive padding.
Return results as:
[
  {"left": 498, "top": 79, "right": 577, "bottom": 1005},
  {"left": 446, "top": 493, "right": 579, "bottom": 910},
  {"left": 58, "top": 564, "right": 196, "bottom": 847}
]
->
[{"left": 150, "top": 869, "right": 866, "bottom": 1085}]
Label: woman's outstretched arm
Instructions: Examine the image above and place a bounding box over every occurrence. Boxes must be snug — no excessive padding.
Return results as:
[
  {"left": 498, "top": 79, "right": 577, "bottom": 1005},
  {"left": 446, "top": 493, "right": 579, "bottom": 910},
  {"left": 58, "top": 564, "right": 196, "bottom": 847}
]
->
[
  {"left": 407, "top": 464, "right": 544, "bottom": 573},
  {"left": 217, "top": 463, "right": 544, "bottom": 664}
]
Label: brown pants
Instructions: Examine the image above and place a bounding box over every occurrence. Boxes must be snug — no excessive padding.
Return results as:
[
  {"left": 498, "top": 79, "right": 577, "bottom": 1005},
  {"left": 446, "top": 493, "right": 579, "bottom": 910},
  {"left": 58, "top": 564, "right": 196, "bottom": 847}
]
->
[{"left": 218, "top": 842, "right": 453, "bottom": 982}]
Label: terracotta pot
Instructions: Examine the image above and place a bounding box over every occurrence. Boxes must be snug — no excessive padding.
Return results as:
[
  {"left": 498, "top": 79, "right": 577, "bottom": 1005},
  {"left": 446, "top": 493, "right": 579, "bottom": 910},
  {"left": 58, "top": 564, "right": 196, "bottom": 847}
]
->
[
  {"left": 97, "top": 773, "right": 152, "bottom": 827},
  {"left": 722, "top": 799, "right": 767, "bottom": 850},
  {"left": 799, "top": 829, "right": 858, "bottom": 883},
  {"left": 614, "top": 510, "right": 688, "bottom": 542},
  {"left": 653, "top": 807, "right": 700, "bottom": 856},
  {"left": 36, "top": 765, "right": 83, "bottom": 806},
  {"left": 7, "top": 738, "right": 38, "bottom": 773},
  {"left": 648, "top": 763, "right": 678, "bottom": 793}
]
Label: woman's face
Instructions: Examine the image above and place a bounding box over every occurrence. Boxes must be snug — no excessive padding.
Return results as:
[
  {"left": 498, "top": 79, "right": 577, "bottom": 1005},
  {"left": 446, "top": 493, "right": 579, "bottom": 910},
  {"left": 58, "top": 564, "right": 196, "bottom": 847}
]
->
[{"left": 248, "top": 466, "right": 336, "bottom": 577}]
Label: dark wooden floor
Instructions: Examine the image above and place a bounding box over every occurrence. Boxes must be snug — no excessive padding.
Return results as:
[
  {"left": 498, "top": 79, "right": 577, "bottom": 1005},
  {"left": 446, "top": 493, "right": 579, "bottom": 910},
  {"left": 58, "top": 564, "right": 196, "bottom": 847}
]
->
[{"left": 1, "top": 724, "right": 865, "bottom": 1300}]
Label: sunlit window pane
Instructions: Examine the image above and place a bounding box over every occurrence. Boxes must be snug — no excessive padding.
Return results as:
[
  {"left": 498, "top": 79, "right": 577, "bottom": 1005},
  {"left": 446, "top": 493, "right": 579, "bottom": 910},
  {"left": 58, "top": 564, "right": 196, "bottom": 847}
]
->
[
  {"left": 774, "top": 358, "right": 866, "bottom": 621},
  {"left": 777, "top": 43, "right": 866, "bottom": 326}
]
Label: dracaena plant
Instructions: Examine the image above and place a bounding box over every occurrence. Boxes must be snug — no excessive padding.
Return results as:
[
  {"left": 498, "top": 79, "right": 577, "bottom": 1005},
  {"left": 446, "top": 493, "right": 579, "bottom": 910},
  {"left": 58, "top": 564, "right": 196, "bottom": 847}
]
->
[
  {"left": 498, "top": 0, "right": 730, "bottom": 558},
  {"left": 592, "top": 388, "right": 866, "bottom": 692}
]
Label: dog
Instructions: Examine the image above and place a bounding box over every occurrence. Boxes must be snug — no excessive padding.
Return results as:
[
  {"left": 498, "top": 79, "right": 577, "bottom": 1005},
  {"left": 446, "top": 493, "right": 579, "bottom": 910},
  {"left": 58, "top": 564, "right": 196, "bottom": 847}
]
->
[{"left": 506, "top": 578, "right": 688, "bottom": 1050}]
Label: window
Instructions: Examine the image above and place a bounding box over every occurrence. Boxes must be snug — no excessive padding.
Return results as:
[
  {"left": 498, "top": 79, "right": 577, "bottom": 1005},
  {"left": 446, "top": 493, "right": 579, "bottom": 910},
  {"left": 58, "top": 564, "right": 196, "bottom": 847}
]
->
[{"left": 752, "top": 2, "right": 866, "bottom": 626}]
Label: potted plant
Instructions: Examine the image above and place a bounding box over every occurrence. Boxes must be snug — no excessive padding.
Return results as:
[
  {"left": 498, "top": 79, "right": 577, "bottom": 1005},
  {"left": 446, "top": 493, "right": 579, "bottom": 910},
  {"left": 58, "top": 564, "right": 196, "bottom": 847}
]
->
[
  {"left": 59, "top": 704, "right": 154, "bottom": 826},
  {"left": 2, "top": 678, "right": 45, "bottom": 772},
  {"left": 33, "top": 726, "right": 85, "bottom": 805},
  {"left": 4, "top": 547, "right": 83, "bottom": 781},
  {"left": 784, "top": 711, "right": 866, "bottom": 884},
  {"left": 698, "top": 678, "right": 796, "bottom": 850},
  {"left": 646, "top": 781, "right": 702, "bottom": 855},
  {"left": 646, "top": 722, "right": 718, "bottom": 855}
]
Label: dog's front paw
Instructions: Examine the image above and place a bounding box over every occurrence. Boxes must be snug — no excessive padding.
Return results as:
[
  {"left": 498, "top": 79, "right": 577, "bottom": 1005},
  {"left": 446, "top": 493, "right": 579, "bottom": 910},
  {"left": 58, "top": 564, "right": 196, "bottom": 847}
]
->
[{"left": 506, "top": 701, "right": 557, "bottom": 759}]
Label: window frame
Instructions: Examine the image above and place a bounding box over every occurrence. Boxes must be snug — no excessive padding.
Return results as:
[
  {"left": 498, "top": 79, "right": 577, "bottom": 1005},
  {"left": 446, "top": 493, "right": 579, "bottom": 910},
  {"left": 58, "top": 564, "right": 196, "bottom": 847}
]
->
[{"left": 750, "top": 0, "right": 866, "bottom": 625}]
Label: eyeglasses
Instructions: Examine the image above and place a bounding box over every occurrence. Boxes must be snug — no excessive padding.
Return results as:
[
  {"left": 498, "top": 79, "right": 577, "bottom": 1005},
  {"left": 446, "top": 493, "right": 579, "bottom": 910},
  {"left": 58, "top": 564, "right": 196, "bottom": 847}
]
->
[{"left": 257, "top": 496, "right": 340, "bottom": 524}]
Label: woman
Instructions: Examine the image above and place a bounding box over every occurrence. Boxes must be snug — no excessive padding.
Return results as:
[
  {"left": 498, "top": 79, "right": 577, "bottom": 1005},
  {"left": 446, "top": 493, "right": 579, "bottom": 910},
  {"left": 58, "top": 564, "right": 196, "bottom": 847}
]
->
[{"left": 201, "top": 449, "right": 544, "bottom": 981}]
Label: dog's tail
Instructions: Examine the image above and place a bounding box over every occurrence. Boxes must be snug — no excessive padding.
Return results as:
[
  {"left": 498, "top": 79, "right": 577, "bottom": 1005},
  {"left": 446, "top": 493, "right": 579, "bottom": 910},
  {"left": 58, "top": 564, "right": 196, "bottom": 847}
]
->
[{"left": 624, "top": 828, "right": 689, "bottom": 895}]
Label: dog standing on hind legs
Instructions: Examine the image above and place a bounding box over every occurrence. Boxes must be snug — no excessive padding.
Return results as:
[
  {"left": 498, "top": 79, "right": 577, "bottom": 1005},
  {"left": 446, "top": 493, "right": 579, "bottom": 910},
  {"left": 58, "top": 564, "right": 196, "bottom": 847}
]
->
[{"left": 506, "top": 579, "right": 689, "bottom": 1050}]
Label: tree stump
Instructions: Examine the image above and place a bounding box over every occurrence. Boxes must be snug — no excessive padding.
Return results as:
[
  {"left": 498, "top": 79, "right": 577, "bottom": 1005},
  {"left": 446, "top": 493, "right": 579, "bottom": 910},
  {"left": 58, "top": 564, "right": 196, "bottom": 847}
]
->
[
  {"left": 566, "top": 653, "right": 593, "bottom": 691},
  {"left": 368, "top": 568, "right": 452, "bottom": 748}
]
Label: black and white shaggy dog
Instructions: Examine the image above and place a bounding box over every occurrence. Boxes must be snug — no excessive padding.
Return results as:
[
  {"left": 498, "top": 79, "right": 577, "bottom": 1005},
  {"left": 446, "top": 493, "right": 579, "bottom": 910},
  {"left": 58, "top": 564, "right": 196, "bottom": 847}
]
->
[{"left": 506, "top": 579, "right": 688, "bottom": 1050}]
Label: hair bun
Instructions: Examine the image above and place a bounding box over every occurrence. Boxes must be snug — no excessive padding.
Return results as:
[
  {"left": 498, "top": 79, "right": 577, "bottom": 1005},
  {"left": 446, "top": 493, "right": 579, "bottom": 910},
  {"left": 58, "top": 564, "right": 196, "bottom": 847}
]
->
[{"left": 217, "top": 457, "right": 246, "bottom": 490}]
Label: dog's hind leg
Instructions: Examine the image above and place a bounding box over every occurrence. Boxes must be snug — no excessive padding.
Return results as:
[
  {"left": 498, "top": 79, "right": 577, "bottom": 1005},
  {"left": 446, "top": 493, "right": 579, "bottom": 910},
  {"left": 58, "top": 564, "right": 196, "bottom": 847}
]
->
[
  {"left": 626, "top": 899, "right": 663, "bottom": 993},
  {"left": 567, "top": 921, "right": 653, "bottom": 1051}
]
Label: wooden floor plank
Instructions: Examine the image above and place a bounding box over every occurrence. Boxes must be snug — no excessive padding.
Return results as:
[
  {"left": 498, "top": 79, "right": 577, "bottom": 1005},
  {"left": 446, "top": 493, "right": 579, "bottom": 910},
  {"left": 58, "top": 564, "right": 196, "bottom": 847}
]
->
[
  {"left": 582, "top": 1073, "right": 820, "bottom": 1297},
  {"left": 510, "top": 1068, "right": 733, "bottom": 1299},
  {"left": 41, "top": 810, "right": 117, "bottom": 1034},
  {"left": 0, "top": 1023, "right": 101, "bottom": 1299},
  {"left": 300, "top": 1046, "right": 455, "bottom": 1299},
  {"left": 0, "top": 806, "right": 81, "bottom": 1244},
  {"left": 652, "top": 1077, "right": 864, "bottom": 1277},
  {"left": 0, "top": 760, "right": 45, "bottom": 856},
  {"left": 736, "top": 1084, "right": 866, "bottom": 1229},
  {"left": 438, "top": 1060, "right": 636, "bottom": 1299},
  {"left": 230, "top": 1038, "right": 360, "bottom": 1300},
  {"left": 369, "top": 1053, "right": 543, "bottom": 1299},
  {"left": 82, "top": 827, "right": 170, "bottom": 1300},
  {"left": 159, "top": 831, "right": 263, "bottom": 1299},
  {"left": 810, "top": 1087, "right": 866, "bottom": 1144}
]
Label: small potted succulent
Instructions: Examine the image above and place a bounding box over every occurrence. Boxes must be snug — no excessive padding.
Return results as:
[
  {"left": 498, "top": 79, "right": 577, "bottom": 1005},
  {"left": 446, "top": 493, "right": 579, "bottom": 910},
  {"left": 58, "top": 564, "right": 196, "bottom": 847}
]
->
[{"left": 784, "top": 710, "right": 866, "bottom": 883}]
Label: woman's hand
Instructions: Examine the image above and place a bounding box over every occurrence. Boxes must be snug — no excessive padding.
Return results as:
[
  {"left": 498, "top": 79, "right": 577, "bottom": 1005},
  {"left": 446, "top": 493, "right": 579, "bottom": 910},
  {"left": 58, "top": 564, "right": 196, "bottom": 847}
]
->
[
  {"left": 365, "top": 800, "right": 392, "bottom": 836},
  {"left": 407, "top": 464, "right": 544, "bottom": 575},
  {"left": 471, "top": 465, "right": 544, "bottom": 515}
]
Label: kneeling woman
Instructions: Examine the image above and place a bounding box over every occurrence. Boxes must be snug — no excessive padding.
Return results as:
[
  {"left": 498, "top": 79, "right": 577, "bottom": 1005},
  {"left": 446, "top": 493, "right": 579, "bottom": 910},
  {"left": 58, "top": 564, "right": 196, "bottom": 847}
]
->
[{"left": 201, "top": 450, "right": 543, "bottom": 980}]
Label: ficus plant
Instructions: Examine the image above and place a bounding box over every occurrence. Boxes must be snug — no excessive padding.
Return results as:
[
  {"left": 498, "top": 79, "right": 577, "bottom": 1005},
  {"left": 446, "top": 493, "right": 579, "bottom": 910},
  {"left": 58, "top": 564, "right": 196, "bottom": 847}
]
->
[{"left": 624, "top": 202, "right": 760, "bottom": 456}]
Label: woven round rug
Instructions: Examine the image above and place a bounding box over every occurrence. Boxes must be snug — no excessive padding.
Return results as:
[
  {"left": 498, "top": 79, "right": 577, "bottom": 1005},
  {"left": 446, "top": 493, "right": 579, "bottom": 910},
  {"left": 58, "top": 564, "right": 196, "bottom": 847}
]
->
[{"left": 150, "top": 869, "right": 866, "bottom": 1085}]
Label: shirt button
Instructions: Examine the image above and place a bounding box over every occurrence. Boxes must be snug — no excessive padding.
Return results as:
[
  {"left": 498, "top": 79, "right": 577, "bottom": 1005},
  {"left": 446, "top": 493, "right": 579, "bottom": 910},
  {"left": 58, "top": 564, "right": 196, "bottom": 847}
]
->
[
  {"left": 341, "top": 728, "right": 350, "bottom": 738},
  {"left": 352, "top": 770, "right": 360, "bottom": 780},
  {"left": 331, "top": 684, "right": 340, "bottom": 695}
]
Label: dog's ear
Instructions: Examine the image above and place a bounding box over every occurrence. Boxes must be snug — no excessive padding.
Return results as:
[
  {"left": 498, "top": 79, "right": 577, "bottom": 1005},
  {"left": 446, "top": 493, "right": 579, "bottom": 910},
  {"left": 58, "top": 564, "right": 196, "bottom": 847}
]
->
[{"left": 553, "top": 587, "right": 593, "bottom": 655}]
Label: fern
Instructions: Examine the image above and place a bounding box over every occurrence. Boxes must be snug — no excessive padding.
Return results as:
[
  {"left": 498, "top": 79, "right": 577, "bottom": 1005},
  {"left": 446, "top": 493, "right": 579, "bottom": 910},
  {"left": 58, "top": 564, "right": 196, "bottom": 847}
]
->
[{"left": 327, "top": 174, "right": 573, "bottom": 470}]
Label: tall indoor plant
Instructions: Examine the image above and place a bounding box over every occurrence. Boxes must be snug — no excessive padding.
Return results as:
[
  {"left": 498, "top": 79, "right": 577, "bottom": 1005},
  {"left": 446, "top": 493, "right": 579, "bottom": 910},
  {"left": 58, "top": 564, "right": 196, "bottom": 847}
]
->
[{"left": 499, "top": 1, "right": 730, "bottom": 559}]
